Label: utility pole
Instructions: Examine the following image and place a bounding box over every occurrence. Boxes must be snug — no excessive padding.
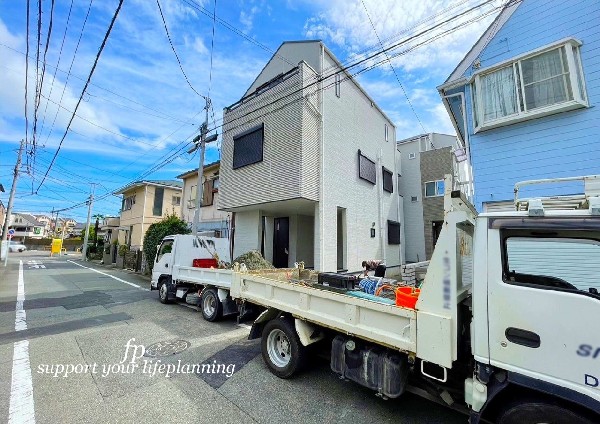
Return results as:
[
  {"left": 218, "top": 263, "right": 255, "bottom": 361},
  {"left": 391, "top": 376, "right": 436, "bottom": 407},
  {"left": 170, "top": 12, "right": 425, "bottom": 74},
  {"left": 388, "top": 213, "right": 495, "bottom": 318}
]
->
[
  {"left": 1, "top": 139, "right": 25, "bottom": 261},
  {"left": 81, "top": 184, "right": 95, "bottom": 260},
  {"left": 191, "top": 97, "right": 217, "bottom": 235}
]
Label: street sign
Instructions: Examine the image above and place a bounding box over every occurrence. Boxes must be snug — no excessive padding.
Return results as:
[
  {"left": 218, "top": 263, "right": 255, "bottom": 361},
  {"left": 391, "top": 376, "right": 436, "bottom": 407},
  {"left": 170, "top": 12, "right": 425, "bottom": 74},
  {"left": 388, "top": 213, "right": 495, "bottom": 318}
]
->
[{"left": 8, "top": 229, "right": 15, "bottom": 236}]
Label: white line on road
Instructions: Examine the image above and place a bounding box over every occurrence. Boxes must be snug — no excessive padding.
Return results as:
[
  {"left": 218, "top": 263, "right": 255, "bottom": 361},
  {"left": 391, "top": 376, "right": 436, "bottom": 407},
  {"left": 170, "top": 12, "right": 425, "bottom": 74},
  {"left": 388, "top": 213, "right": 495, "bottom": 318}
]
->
[
  {"left": 67, "top": 260, "right": 150, "bottom": 291},
  {"left": 15, "top": 261, "right": 27, "bottom": 332},
  {"left": 9, "top": 260, "right": 35, "bottom": 424}
]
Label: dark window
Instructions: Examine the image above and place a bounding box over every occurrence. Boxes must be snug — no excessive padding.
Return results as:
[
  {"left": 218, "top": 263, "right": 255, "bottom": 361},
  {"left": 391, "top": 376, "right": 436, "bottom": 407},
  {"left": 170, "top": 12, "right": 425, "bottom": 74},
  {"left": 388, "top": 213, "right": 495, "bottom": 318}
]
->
[
  {"left": 382, "top": 167, "right": 393, "bottom": 193},
  {"left": 358, "top": 150, "right": 376, "bottom": 185},
  {"left": 335, "top": 74, "right": 341, "bottom": 97},
  {"left": 233, "top": 124, "right": 264, "bottom": 169},
  {"left": 153, "top": 187, "right": 164, "bottom": 216},
  {"left": 388, "top": 220, "right": 401, "bottom": 245}
]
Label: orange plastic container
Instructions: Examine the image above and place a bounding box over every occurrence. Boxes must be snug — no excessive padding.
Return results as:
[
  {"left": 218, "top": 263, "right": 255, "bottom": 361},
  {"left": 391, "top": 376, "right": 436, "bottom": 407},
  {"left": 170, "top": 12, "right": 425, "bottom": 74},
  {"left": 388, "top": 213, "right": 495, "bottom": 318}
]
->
[{"left": 395, "top": 286, "right": 421, "bottom": 309}]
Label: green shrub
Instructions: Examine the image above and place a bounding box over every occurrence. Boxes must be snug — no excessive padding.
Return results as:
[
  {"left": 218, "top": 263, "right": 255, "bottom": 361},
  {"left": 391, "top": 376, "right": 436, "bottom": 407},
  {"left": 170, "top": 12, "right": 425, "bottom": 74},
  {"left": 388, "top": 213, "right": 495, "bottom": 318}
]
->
[
  {"left": 118, "top": 244, "right": 129, "bottom": 257},
  {"left": 143, "top": 214, "right": 190, "bottom": 271}
]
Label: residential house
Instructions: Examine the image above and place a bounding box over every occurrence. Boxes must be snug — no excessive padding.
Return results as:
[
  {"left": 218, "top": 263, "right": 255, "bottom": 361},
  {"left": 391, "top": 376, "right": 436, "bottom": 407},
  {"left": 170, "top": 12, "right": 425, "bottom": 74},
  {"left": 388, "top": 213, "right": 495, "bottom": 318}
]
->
[
  {"left": 34, "top": 214, "right": 52, "bottom": 236},
  {"left": 56, "top": 218, "right": 77, "bottom": 236},
  {"left": 115, "top": 180, "right": 183, "bottom": 250},
  {"left": 8, "top": 213, "right": 46, "bottom": 240},
  {"left": 397, "top": 133, "right": 459, "bottom": 262},
  {"left": 177, "top": 161, "right": 231, "bottom": 237},
  {"left": 219, "top": 40, "right": 401, "bottom": 271},
  {"left": 438, "top": 0, "right": 600, "bottom": 211}
]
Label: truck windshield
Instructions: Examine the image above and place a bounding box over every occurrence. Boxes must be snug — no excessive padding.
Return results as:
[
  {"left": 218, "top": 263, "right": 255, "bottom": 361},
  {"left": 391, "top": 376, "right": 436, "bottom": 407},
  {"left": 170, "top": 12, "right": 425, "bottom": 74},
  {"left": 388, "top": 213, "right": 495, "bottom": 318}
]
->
[
  {"left": 505, "top": 237, "right": 600, "bottom": 298},
  {"left": 156, "top": 240, "right": 173, "bottom": 261}
]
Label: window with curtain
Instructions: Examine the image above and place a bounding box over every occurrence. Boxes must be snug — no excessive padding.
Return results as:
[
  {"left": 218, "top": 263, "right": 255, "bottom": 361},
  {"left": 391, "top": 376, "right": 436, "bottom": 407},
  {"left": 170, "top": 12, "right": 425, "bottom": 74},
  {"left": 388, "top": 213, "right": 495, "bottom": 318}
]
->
[{"left": 472, "top": 40, "right": 587, "bottom": 132}]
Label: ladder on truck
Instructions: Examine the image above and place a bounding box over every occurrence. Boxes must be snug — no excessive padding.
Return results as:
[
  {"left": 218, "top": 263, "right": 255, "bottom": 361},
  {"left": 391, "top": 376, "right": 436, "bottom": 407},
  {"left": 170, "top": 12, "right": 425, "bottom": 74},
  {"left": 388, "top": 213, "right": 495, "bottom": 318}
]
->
[{"left": 514, "top": 175, "right": 600, "bottom": 215}]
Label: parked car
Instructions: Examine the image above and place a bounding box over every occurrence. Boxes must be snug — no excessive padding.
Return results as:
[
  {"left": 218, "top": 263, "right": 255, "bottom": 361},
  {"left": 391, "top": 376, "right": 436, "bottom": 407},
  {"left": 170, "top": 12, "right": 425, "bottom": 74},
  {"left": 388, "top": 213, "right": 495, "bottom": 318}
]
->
[{"left": 8, "top": 241, "right": 27, "bottom": 252}]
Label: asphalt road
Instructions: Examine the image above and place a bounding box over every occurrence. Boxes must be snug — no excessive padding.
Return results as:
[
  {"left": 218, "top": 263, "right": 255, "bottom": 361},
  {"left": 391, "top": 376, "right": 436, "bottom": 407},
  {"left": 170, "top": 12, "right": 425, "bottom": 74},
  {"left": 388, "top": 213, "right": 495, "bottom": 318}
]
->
[{"left": 0, "top": 251, "right": 465, "bottom": 424}]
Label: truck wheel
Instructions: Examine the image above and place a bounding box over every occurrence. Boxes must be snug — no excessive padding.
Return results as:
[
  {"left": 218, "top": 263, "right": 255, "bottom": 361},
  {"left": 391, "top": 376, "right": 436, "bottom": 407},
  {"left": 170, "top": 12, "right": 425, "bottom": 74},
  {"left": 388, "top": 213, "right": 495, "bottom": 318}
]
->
[
  {"left": 261, "top": 318, "right": 306, "bottom": 379},
  {"left": 498, "top": 401, "right": 595, "bottom": 424},
  {"left": 158, "top": 278, "right": 171, "bottom": 304},
  {"left": 200, "top": 288, "right": 222, "bottom": 322}
]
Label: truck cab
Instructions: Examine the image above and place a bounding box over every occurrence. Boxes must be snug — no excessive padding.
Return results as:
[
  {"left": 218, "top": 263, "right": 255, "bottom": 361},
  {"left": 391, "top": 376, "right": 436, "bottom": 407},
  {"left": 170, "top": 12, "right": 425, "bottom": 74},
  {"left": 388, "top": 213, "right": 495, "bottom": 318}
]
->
[{"left": 467, "top": 198, "right": 600, "bottom": 423}]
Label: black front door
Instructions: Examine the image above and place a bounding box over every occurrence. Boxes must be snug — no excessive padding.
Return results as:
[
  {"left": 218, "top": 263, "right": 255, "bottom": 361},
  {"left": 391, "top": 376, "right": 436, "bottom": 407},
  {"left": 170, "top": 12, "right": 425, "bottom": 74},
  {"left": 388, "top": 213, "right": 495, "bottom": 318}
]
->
[{"left": 273, "top": 217, "right": 289, "bottom": 268}]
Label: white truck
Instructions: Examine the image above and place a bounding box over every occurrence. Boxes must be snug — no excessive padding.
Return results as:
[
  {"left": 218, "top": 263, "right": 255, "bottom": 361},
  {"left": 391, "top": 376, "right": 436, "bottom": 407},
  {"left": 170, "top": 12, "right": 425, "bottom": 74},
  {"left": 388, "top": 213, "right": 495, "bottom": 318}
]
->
[
  {"left": 227, "top": 179, "right": 600, "bottom": 424},
  {"left": 151, "top": 179, "right": 600, "bottom": 423},
  {"left": 150, "top": 234, "right": 238, "bottom": 321}
]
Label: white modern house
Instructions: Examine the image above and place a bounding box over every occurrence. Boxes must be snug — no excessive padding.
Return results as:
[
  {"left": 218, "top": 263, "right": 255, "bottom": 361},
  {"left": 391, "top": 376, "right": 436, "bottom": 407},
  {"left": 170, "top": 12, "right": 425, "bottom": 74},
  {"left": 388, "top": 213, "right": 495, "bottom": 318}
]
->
[
  {"left": 177, "top": 161, "right": 231, "bottom": 238},
  {"left": 219, "top": 40, "right": 402, "bottom": 272}
]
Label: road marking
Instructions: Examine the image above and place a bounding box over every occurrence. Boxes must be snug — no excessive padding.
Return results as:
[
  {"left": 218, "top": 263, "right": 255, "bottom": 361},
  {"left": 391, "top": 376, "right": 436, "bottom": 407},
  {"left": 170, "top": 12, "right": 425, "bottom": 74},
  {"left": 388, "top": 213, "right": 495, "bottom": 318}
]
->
[
  {"left": 9, "top": 260, "right": 35, "bottom": 424},
  {"left": 67, "top": 260, "right": 150, "bottom": 291},
  {"left": 26, "top": 260, "right": 45, "bottom": 269},
  {"left": 16, "top": 261, "right": 27, "bottom": 331}
]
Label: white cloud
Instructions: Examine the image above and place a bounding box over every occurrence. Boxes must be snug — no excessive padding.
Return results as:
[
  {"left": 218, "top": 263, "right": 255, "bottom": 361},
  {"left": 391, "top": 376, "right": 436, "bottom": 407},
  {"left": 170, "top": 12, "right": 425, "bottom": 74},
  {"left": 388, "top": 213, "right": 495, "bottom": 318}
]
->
[
  {"left": 240, "top": 6, "right": 259, "bottom": 32},
  {"left": 303, "top": 0, "right": 501, "bottom": 74}
]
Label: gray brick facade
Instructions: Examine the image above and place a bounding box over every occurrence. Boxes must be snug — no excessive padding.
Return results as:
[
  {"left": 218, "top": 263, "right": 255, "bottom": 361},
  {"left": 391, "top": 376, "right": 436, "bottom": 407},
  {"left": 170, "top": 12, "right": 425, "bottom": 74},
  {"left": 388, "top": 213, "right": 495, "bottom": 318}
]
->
[{"left": 420, "top": 147, "right": 453, "bottom": 259}]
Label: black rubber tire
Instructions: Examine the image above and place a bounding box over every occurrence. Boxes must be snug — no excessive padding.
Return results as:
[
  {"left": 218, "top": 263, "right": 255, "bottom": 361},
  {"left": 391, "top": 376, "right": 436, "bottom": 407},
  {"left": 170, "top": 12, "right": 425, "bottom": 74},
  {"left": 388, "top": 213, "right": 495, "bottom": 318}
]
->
[
  {"left": 261, "top": 318, "right": 306, "bottom": 379},
  {"left": 200, "top": 288, "right": 223, "bottom": 322},
  {"left": 498, "top": 401, "right": 595, "bottom": 424},
  {"left": 158, "top": 277, "right": 171, "bottom": 304}
]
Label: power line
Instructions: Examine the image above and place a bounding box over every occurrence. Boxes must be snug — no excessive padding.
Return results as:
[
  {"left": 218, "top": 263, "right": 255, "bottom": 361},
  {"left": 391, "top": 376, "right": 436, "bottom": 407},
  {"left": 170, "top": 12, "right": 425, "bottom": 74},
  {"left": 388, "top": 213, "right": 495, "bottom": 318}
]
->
[
  {"left": 156, "top": 0, "right": 204, "bottom": 98},
  {"left": 41, "top": 0, "right": 93, "bottom": 148},
  {"left": 180, "top": 0, "right": 296, "bottom": 67},
  {"left": 207, "top": 0, "right": 217, "bottom": 99},
  {"left": 214, "top": 0, "right": 504, "bottom": 139},
  {"left": 38, "top": 0, "right": 74, "bottom": 138},
  {"left": 43, "top": 0, "right": 505, "bottom": 215},
  {"left": 37, "top": 0, "right": 125, "bottom": 192},
  {"left": 0, "top": 42, "right": 202, "bottom": 128},
  {"left": 40, "top": 93, "right": 173, "bottom": 148},
  {"left": 32, "top": 0, "right": 43, "bottom": 150},
  {"left": 24, "top": 0, "right": 31, "bottom": 154},
  {"left": 360, "top": 0, "right": 427, "bottom": 134}
]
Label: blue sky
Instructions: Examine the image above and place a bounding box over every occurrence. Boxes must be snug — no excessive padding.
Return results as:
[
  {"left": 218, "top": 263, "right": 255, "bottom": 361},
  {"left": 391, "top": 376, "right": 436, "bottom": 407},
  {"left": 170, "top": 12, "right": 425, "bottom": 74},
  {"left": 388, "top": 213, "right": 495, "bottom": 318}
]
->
[{"left": 0, "top": 0, "right": 502, "bottom": 222}]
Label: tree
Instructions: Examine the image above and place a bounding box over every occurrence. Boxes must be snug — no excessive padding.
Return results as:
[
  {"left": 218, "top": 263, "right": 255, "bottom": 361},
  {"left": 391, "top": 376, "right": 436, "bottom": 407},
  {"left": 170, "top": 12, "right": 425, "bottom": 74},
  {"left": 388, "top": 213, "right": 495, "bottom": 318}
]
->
[
  {"left": 92, "top": 214, "right": 105, "bottom": 248},
  {"left": 80, "top": 225, "right": 96, "bottom": 241},
  {"left": 143, "top": 214, "right": 190, "bottom": 271}
]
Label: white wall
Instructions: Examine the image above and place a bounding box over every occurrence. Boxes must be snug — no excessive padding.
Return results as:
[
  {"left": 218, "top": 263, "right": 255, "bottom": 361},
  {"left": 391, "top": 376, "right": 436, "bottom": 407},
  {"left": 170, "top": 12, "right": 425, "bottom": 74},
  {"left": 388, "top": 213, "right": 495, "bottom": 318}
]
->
[
  {"left": 232, "top": 210, "right": 262, "bottom": 260},
  {"left": 320, "top": 49, "right": 400, "bottom": 272}
]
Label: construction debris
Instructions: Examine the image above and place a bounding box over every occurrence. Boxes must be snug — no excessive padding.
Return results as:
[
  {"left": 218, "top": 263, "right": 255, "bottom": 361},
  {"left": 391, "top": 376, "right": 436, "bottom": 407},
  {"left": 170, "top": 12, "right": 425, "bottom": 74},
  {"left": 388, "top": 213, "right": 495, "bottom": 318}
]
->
[{"left": 232, "top": 250, "right": 275, "bottom": 270}]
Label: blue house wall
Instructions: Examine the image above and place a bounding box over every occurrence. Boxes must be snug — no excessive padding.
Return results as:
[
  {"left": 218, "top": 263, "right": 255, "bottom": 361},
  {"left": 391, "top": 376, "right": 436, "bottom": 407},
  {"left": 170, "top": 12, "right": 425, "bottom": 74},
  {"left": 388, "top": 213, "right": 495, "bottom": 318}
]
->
[{"left": 454, "top": 0, "right": 600, "bottom": 210}]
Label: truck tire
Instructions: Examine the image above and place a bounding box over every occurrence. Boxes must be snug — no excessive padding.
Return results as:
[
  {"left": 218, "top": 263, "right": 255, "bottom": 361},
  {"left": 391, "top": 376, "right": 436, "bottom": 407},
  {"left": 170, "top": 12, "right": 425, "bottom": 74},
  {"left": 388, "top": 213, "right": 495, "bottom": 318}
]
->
[
  {"left": 200, "top": 288, "right": 223, "bottom": 322},
  {"left": 261, "top": 318, "right": 306, "bottom": 379},
  {"left": 498, "top": 401, "right": 595, "bottom": 424},
  {"left": 158, "top": 277, "right": 171, "bottom": 304}
]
